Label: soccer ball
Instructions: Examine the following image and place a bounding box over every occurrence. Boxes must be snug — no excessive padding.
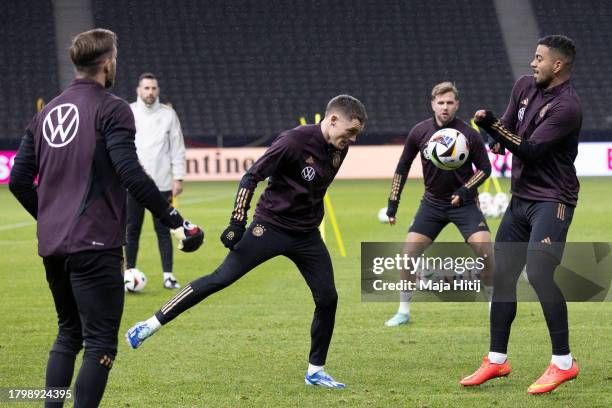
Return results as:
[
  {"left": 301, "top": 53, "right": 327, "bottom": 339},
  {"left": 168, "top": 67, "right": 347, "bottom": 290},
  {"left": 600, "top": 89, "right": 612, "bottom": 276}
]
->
[
  {"left": 426, "top": 128, "right": 469, "bottom": 170},
  {"left": 478, "top": 191, "right": 509, "bottom": 218},
  {"left": 124, "top": 268, "right": 147, "bottom": 292},
  {"left": 378, "top": 207, "right": 390, "bottom": 223},
  {"left": 493, "top": 192, "right": 509, "bottom": 216},
  {"left": 478, "top": 192, "right": 494, "bottom": 216}
]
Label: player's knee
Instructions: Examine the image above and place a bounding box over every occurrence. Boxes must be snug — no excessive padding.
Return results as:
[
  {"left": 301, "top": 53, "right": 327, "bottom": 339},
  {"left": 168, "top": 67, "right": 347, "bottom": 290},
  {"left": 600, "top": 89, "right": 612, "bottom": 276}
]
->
[
  {"left": 83, "top": 349, "right": 117, "bottom": 370},
  {"left": 51, "top": 332, "right": 83, "bottom": 356},
  {"left": 315, "top": 288, "right": 338, "bottom": 309}
]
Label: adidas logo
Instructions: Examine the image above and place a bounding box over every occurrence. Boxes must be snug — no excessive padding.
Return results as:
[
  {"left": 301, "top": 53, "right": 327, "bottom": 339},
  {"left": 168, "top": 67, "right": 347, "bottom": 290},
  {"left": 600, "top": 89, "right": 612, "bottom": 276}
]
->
[
  {"left": 541, "top": 237, "right": 551, "bottom": 245},
  {"left": 478, "top": 221, "right": 486, "bottom": 227}
]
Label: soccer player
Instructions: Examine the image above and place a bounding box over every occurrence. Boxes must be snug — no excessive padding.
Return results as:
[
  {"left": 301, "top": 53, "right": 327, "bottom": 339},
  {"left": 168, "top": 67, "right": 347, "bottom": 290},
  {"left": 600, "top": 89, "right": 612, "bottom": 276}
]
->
[
  {"left": 126, "top": 72, "right": 187, "bottom": 290},
  {"left": 384, "top": 82, "right": 493, "bottom": 327},
  {"left": 460, "top": 35, "right": 581, "bottom": 394},
  {"left": 126, "top": 95, "right": 367, "bottom": 389},
  {"left": 9, "top": 29, "right": 203, "bottom": 407}
]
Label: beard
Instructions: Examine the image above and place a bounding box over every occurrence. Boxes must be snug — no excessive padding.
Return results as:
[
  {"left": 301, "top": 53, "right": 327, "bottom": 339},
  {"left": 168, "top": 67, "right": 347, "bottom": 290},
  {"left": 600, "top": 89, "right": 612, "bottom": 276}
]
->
[{"left": 534, "top": 73, "right": 552, "bottom": 89}]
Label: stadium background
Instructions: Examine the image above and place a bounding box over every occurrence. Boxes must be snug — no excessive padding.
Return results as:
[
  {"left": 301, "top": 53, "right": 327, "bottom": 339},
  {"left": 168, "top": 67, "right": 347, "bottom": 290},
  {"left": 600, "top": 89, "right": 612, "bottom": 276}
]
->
[{"left": 1, "top": 1, "right": 611, "bottom": 407}]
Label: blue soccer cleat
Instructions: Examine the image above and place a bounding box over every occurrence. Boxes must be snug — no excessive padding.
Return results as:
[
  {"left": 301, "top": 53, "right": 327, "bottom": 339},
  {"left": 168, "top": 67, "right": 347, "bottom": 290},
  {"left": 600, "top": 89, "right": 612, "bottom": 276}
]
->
[
  {"left": 304, "top": 370, "right": 346, "bottom": 389},
  {"left": 384, "top": 312, "right": 410, "bottom": 327},
  {"left": 126, "top": 321, "right": 155, "bottom": 349}
]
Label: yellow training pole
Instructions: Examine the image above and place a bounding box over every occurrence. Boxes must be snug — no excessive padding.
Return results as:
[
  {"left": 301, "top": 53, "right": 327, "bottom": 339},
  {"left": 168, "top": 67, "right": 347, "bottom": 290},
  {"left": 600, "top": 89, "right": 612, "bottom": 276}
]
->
[{"left": 324, "top": 194, "right": 346, "bottom": 257}]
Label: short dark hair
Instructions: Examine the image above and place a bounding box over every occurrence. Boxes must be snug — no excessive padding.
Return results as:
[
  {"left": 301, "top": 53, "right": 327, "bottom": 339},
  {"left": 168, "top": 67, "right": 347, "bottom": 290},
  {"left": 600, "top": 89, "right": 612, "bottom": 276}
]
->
[
  {"left": 325, "top": 95, "right": 367, "bottom": 125},
  {"left": 69, "top": 28, "right": 116, "bottom": 76},
  {"left": 138, "top": 72, "right": 157, "bottom": 84},
  {"left": 538, "top": 35, "right": 576, "bottom": 65}
]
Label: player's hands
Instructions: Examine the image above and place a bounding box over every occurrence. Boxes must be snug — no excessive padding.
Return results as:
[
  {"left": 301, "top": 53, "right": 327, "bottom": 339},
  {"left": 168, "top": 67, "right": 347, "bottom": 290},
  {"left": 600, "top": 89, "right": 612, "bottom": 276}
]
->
[
  {"left": 473, "top": 110, "right": 497, "bottom": 129},
  {"left": 172, "top": 180, "right": 183, "bottom": 196},
  {"left": 474, "top": 110, "right": 487, "bottom": 122},
  {"left": 172, "top": 220, "right": 205, "bottom": 252},
  {"left": 386, "top": 200, "right": 399, "bottom": 226},
  {"left": 451, "top": 186, "right": 471, "bottom": 207},
  {"left": 489, "top": 141, "right": 506, "bottom": 155},
  {"left": 220, "top": 220, "right": 246, "bottom": 250}
]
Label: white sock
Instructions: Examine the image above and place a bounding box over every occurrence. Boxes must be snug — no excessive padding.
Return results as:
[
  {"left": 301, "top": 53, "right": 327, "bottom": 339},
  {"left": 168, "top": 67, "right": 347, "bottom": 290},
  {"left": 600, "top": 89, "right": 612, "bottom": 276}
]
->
[
  {"left": 307, "top": 363, "right": 324, "bottom": 376},
  {"left": 163, "top": 272, "right": 175, "bottom": 281},
  {"left": 488, "top": 351, "right": 507, "bottom": 364},
  {"left": 145, "top": 315, "right": 162, "bottom": 333},
  {"left": 398, "top": 291, "right": 412, "bottom": 315},
  {"left": 551, "top": 353, "right": 573, "bottom": 370}
]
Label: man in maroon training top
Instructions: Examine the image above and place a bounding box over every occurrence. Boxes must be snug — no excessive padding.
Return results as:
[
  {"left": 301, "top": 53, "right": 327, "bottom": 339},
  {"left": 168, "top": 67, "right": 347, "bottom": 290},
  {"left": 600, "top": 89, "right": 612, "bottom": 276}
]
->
[
  {"left": 9, "top": 29, "right": 203, "bottom": 407},
  {"left": 460, "top": 35, "right": 582, "bottom": 394},
  {"left": 383, "top": 81, "right": 493, "bottom": 327},
  {"left": 127, "top": 95, "right": 367, "bottom": 389}
]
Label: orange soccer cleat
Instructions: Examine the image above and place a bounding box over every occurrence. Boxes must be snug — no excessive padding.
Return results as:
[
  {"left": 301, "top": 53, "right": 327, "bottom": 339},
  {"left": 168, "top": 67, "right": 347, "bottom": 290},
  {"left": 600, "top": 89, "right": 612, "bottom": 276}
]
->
[
  {"left": 527, "top": 360, "right": 579, "bottom": 394},
  {"left": 460, "top": 356, "right": 512, "bottom": 386}
]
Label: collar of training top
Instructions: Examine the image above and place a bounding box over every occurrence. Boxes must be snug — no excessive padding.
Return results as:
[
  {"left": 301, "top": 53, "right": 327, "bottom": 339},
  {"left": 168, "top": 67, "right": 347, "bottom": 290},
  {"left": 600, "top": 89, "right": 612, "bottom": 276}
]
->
[
  {"left": 432, "top": 115, "right": 458, "bottom": 130},
  {"left": 540, "top": 78, "right": 571, "bottom": 97}
]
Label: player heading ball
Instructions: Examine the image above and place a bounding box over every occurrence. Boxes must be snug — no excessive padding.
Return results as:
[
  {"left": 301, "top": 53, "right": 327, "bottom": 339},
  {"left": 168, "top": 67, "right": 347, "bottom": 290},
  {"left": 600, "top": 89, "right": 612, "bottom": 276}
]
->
[{"left": 127, "top": 95, "right": 367, "bottom": 389}]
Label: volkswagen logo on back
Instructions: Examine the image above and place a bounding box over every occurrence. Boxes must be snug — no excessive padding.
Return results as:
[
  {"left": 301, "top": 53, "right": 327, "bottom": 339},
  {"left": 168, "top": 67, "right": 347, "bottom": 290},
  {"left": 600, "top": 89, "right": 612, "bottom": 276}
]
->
[
  {"left": 43, "top": 103, "right": 80, "bottom": 148},
  {"left": 301, "top": 166, "right": 316, "bottom": 181}
]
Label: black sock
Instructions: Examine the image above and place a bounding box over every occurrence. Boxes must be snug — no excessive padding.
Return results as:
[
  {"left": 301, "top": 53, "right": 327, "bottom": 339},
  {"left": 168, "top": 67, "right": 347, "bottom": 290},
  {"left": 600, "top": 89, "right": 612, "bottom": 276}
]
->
[
  {"left": 73, "top": 355, "right": 112, "bottom": 408},
  {"left": 45, "top": 351, "right": 76, "bottom": 408},
  {"left": 489, "top": 301, "right": 517, "bottom": 354},
  {"left": 526, "top": 251, "right": 570, "bottom": 355}
]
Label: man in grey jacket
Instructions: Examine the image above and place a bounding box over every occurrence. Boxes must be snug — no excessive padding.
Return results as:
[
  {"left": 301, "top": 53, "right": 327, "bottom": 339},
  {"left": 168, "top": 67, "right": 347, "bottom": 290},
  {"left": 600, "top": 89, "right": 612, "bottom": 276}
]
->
[{"left": 126, "top": 73, "right": 186, "bottom": 289}]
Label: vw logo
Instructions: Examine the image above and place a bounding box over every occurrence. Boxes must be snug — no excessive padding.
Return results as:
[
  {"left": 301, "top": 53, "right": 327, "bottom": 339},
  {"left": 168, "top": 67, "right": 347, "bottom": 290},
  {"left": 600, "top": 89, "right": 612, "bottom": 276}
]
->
[
  {"left": 43, "top": 103, "right": 80, "bottom": 148},
  {"left": 301, "top": 166, "right": 316, "bottom": 181},
  {"left": 517, "top": 107, "right": 525, "bottom": 122}
]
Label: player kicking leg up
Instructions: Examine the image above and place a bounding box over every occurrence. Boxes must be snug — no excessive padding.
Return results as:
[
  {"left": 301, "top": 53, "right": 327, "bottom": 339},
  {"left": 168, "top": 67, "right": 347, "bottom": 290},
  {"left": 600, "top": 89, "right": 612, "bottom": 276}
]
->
[{"left": 127, "top": 95, "right": 367, "bottom": 388}]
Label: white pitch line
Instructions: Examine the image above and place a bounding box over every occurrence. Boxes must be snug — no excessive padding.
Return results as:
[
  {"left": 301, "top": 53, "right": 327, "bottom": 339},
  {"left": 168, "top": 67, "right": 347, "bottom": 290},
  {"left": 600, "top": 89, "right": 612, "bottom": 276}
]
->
[
  {"left": 0, "top": 193, "right": 235, "bottom": 233},
  {"left": 0, "top": 221, "right": 35, "bottom": 231}
]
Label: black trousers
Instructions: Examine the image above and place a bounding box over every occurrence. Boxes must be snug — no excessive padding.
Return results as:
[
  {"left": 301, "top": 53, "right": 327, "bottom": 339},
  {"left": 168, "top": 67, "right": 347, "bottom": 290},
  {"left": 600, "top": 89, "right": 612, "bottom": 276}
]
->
[
  {"left": 490, "top": 196, "right": 574, "bottom": 355},
  {"left": 155, "top": 220, "right": 338, "bottom": 366},
  {"left": 43, "top": 248, "right": 124, "bottom": 407},
  {"left": 125, "top": 191, "right": 173, "bottom": 272}
]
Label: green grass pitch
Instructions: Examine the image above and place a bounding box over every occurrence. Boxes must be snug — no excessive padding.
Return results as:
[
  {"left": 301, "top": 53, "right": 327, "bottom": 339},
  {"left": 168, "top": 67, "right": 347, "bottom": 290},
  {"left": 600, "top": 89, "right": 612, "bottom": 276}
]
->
[{"left": 1, "top": 178, "right": 610, "bottom": 407}]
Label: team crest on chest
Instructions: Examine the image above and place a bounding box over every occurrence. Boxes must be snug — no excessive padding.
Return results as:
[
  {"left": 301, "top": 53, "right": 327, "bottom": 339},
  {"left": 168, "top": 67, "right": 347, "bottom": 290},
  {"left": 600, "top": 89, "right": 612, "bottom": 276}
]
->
[
  {"left": 301, "top": 166, "right": 316, "bottom": 181},
  {"left": 305, "top": 155, "right": 315, "bottom": 165},
  {"left": 539, "top": 103, "right": 550, "bottom": 119},
  {"left": 252, "top": 224, "right": 266, "bottom": 237},
  {"left": 332, "top": 151, "right": 342, "bottom": 168},
  {"left": 518, "top": 98, "right": 529, "bottom": 122}
]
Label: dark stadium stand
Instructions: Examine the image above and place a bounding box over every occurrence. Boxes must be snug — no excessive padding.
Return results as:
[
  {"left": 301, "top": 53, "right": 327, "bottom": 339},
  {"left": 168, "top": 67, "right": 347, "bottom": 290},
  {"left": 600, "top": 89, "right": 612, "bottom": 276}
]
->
[
  {"left": 2, "top": 1, "right": 609, "bottom": 148},
  {"left": 92, "top": 0, "right": 514, "bottom": 145},
  {"left": 0, "top": 0, "right": 59, "bottom": 146},
  {"left": 531, "top": 0, "right": 612, "bottom": 131}
]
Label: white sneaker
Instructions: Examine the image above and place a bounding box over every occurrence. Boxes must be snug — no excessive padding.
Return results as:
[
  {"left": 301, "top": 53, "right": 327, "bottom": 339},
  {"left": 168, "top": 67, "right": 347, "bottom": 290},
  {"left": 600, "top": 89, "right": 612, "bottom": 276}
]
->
[{"left": 164, "top": 277, "right": 181, "bottom": 289}]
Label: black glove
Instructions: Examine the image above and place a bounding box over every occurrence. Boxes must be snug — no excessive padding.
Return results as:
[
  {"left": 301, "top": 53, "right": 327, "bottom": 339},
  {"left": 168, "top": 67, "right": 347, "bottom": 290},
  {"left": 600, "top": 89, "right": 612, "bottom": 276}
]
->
[
  {"left": 159, "top": 206, "right": 185, "bottom": 229},
  {"left": 172, "top": 220, "right": 205, "bottom": 252},
  {"left": 474, "top": 110, "right": 497, "bottom": 130},
  {"left": 386, "top": 199, "right": 399, "bottom": 219},
  {"left": 451, "top": 186, "right": 476, "bottom": 206},
  {"left": 488, "top": 139, "right": 506, "bottom": 155},
  {"left": 220, "top": 220, "right": 246, "bottom": 250}
]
